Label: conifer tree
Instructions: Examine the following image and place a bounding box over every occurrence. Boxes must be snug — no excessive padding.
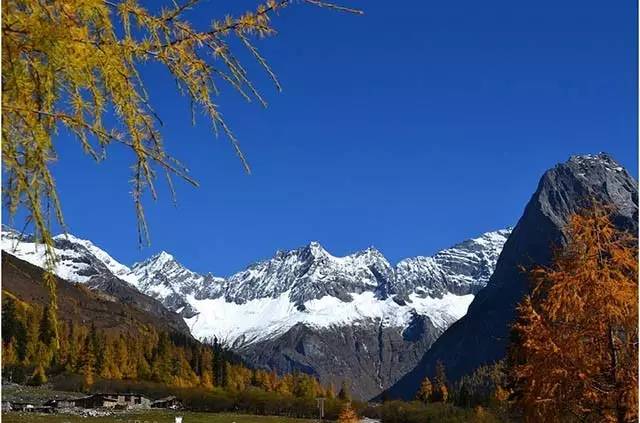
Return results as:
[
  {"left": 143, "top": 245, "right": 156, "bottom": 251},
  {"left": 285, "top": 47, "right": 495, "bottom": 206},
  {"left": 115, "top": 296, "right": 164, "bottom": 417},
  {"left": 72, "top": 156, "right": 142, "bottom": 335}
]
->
[
  {"left": 457, "top": 381, "right": 471, "bottom": 408},
  {"left": 65, "top": 321, "right": 78, "bottom": 371},
  {"left": 509, "top": 207, "right": 638, "bottom": 422},
  {"left": 293, "top": 373, "right": 317, "bottom": 398},
  {"left": 326, "top": 382, "right": 336, "bottom": 399},
  {"left": 38, "top": 305, "right": 56, "bottom": 347},
  {"left": 222, "top": 362, "right": 233, "bottom": 389},
  {"left": 88, "top": 324, "right": 107, "bottom": 376},
  {"left": 80, "top": 337, "right": 95, "bottom": 391},
  {"left": 24, "top": 307, "right": 41, "bottom": 364},
  {"left": 29, "top": 364, "right": 48, "bottom": 386},
  {"left": 416, "top": 376, "right": 433, "bottom": 403},
  {"left": 337, "top": 402, "right": 359, "bottom": 423},
  {"left": 338, "top": 380, "right": 352, "bottom": 401},
  {"left": 2, "top": 297, "right": 19, "bottom": 344},
  {"left": 14, "top": 320, "right": 28, "bottom": 363},
  {"left": 276, "top": 374, "right": 294, "bottom": 395},
  {"left": 200, "top": 347, "right": 215, "bottom": 388},
  {"left": 3, "top": 341, "right": 18, "bottom": 369},
  {"left": 432, "top": 361, "right": 449, "bottom": 402}
]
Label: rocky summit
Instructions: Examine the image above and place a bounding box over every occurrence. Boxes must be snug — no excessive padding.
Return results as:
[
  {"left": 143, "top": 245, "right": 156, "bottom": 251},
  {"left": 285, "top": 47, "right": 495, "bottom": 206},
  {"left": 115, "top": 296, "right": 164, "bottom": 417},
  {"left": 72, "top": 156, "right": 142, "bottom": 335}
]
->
[{"left": 382, "top": 153, "right": 638, "bottom": 400}]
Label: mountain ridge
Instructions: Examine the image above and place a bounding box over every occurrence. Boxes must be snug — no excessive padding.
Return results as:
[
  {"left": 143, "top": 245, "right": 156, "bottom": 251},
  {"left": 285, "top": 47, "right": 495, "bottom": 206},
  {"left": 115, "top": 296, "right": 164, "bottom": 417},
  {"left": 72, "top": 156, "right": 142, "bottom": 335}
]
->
[{"left": 1, "top": 223, "right": 511, "bottom": 400}]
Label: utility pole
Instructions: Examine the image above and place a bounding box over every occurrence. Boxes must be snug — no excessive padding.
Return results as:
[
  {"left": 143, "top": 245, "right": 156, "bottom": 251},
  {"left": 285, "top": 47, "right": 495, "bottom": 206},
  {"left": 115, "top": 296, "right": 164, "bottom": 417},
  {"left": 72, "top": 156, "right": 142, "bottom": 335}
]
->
[{"left": 315, "top": 397, "right": 325, "bottom": 422}]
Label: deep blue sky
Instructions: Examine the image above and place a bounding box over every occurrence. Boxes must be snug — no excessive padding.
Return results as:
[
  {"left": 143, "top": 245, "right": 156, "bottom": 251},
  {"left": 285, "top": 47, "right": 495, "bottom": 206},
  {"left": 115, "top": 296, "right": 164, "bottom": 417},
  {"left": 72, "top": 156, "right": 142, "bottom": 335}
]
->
[{"left": 3, "top": 0, "right": 637, "bottom": 276}]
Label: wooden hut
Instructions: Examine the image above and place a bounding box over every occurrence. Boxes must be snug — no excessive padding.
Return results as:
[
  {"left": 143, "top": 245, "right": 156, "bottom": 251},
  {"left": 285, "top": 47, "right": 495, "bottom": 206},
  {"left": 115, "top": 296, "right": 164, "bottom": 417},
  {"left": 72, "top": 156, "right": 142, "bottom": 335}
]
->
[{"left": 151, "top": 396, "right": 182, "bottom": 409}]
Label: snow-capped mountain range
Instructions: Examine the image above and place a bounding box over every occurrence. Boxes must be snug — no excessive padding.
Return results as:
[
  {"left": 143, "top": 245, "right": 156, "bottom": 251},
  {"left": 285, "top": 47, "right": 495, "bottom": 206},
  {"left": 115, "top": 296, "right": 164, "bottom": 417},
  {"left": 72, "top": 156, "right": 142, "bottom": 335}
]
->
[{"left": 1, "top": 225, "right": 510, "bottom": 348}]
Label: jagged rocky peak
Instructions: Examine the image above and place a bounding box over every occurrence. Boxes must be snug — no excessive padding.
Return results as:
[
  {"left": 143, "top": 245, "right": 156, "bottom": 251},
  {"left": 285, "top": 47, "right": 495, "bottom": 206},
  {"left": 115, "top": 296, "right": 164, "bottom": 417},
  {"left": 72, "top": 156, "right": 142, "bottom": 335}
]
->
[
  {"left": 131, "top": 250, "right": 225, "bottom": 304},
  {"left": 222, "top": 241, "right": 394, "bottom": 306},
  {"left": 1, "top": 225, "right": 24, "bottom": 240},
  {"left": 52, "top": 232, "right": 137, "bottom": 284},
  {"left": 302, "top": 240, "right": 329, "bottom": 258},
  {"left": 132, "top": 250, "right": 176, "bottom": 272},
  {"left": 1, "top": 227, "right": 129, "bottom": 284},
  {"left": 535, "top": 152, "right": 637, "bottom": 231},
  {"left": 383, "top": 154, "right": 638, "bottom": 399},
  {"left": 568, "top": 152, "right": 625, "bottom": 170},
  {"left": 393, "top": 228, "right": 512, "bottom": 298}
]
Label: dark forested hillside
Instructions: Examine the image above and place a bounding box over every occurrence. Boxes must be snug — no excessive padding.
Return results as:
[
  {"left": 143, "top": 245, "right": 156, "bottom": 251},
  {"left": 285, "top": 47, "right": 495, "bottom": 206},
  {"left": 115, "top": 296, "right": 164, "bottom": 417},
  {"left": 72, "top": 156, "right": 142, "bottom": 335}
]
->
[
  {"left": 2, "top": 252, "right": 231, "bottom": 387},
  {"left": 2, "top": 252, "right": 191, "bottom": 336}
]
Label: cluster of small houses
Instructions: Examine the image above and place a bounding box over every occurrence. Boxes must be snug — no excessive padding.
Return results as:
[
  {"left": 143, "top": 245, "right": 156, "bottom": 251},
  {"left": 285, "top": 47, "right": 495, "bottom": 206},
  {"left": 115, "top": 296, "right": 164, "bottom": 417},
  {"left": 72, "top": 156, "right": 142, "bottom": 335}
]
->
[{"left": 2, "top": 393, "right": 182, "bottom": 414}]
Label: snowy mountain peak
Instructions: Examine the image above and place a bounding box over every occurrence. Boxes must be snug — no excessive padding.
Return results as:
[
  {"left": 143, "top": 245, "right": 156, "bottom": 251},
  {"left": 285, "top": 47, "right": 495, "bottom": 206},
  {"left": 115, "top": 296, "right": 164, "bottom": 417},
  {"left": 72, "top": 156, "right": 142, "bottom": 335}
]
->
[
  {"left": 155, "top": 250, "right": 175, "bottom": 262},
  {"left": 393, "top": 228, "right": 512, "bottom": 297},
  {"left": 351, "top": 245, "right": 385, "bottom": 262},
  {"left": 133, "top": 250, "right": 175, "bottom": 270},
  {"left": 2, "top": 225, "right": 512, "bottom": 349},
  {"left": 302, "top": 241, "right": 329, "bottom": 258}
]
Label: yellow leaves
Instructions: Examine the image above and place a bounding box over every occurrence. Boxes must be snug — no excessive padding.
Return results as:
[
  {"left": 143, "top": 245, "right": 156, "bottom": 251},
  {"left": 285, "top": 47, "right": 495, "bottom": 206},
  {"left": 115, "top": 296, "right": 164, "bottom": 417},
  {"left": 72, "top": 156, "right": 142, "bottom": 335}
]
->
[
  {"left": 510, "top": 206, "right": 638, "bottom": 422},
  {"left": 2, "top": 0, "right": 361, "bottom": 301}
]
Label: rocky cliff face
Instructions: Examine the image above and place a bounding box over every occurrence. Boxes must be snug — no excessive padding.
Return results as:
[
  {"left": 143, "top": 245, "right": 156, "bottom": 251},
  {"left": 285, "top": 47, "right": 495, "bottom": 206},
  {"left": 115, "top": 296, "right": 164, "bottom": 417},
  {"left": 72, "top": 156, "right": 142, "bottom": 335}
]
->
[
  {"left": 239, "top": 317, "right": 441, "bottom": 401},
  {"left": 383, "top": 153, "right": 638, "bottom": 400}
]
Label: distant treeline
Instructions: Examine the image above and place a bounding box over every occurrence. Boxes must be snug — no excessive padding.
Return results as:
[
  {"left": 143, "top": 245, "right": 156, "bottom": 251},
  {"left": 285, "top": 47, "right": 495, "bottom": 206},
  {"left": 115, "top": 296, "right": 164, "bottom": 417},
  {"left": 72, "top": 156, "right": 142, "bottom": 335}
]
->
[
  {"left": 1, "top": 290, "right": 504, "bottom": 421},
  {"left": 1, "top": 293, "right": 352, "bottom": 402}
]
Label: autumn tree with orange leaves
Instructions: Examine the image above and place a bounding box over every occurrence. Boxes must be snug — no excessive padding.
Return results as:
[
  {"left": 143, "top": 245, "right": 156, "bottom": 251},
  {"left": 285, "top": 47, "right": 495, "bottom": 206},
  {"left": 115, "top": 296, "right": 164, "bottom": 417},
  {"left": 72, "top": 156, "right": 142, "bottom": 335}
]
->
[
  {"left": 337, "top": 402, "right": 359, "bottom": 423},
  {"left": 509, "top": 207, "right": 638, "bottom": 422}
]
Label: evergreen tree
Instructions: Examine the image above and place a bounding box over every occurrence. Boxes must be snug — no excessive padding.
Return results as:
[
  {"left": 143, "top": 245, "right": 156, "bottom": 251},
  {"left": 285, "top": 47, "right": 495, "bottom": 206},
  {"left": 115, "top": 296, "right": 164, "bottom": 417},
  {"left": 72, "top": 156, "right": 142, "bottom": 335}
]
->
[
  {"left": 338, "top": 380, "right": 351, "bottom": 401},
  {"left": 221, "top": 361, "right": 231, "bottom": 389},
  {"left": 1, "top": 296, "right": 303, "bottom": 395},
  {"left": 65, "top": 321, "right": 78, "bottom": 371},
  {"left": 29, "top": 364, "right": 47, "bottom": 386},
  {"left": 80, "top": 337, "right": 95, "bottom": 391},
  {"left": 88, "top": 324, "right": 106, "bottom": 376},
  {"left": 38, "top": 305, "right": 56, "bottom": 347},
  {"left": 200, "top": 347, "right": 215, "bottom": 388},
  {"left": 457, "top": 381, "right": 471, "bottom": 408},
  {"left": 293, "top": 373, "right": 317, "bottom": 398},
  {"left": 326, "top": 382, "right": 336, "bottom": 399},
  {"left": 2, "top": 297, "right": 18, "bottom": 344},
  {"left": 14, "top": 320, "right": 28, "bottom": 363}
]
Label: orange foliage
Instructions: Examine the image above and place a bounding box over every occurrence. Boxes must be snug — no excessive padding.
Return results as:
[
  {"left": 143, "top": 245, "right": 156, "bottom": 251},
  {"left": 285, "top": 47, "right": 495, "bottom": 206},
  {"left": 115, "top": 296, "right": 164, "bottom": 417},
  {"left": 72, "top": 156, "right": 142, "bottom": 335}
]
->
[
  {"left": 510, "top": 207, "right": 638, "bottom": 422},
  {"left": 337, "top": 402, "right": 359, "bottom": 423}
]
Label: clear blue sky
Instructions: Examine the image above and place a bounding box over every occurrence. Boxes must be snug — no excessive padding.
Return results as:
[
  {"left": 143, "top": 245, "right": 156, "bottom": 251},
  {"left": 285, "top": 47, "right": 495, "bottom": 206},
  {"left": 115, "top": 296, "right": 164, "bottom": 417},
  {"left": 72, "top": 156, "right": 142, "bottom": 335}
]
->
[{"left": 3, "top": 0, "right": 637, "bottom": 276}]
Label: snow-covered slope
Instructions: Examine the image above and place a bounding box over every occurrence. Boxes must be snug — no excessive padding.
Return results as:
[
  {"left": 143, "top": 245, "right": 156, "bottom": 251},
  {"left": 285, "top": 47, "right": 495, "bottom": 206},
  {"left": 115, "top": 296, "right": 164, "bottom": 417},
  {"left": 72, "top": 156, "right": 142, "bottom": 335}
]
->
[
  {"left": 129, "top": 252, "right": 225, "bottom": 315},
  {"left": 0, "top": 226, "right": 136, "bottom": 284},
  {"left": 180, "top": 230, "right": 510, "bottom": 346},
  {"left": 1, "top": 226, "right": 511, "bottom": 347},
  {"left": 393, "top": 229, "right": 512, "bottom": 297},
  {"left": 184, "top": 290, "right": 474, "bottom": 347}
]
